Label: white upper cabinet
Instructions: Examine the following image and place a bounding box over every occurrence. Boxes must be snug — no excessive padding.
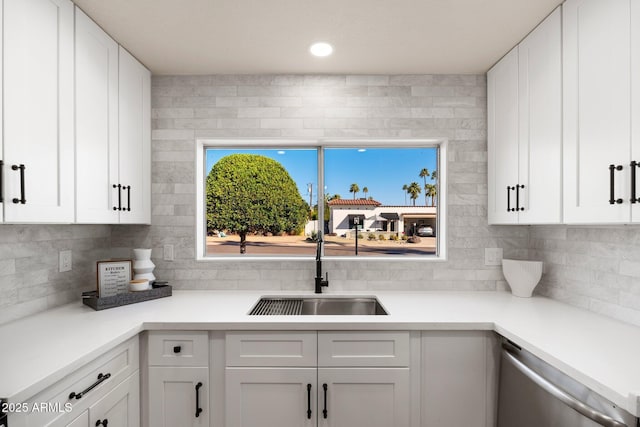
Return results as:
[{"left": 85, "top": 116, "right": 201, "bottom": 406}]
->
[
  {"left": 631, "top": 0, "right": 640, "bottom": 222},
  {"left": 563, "top": 0, "right": 632, "bottom": 223},
  {"left": 3, "top": 0, "right": 74, "bottom": 223},
  {"left": 118, "top": 47, "right": 151, "bottom": 224},
  {"left": 75, "top": 7, "right": 120, "bottom": 223},
  {"left": 488, "top": 7, "right": 562, "bottom": 225},
  {"left": 488, "top": 47, "right": 519, "bottom": 224},
  {"left": 75, "top": 13, "right": 151, "bottom": 225},
  {"left": 517, "top": 8, "right": 562, "bottom": 224}
]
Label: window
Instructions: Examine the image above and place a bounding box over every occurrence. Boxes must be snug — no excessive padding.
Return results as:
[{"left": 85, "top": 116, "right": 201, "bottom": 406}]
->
[{"left": 195, "top": 139, "right": 447, "bottom": 260}]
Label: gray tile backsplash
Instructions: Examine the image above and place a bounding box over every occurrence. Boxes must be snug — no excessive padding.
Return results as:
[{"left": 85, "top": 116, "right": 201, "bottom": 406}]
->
[
  {"left": 139, "top": 74, "right": 526, "bottom": 294},
  {"left": 2, "top": 74, "right": 639, "bottom": 328},
  {"left": 0, "top": 224, "right": 111, "bottom": 325},
  {"left": 531, "top": 225, "right": 640, "bottom": 326}
]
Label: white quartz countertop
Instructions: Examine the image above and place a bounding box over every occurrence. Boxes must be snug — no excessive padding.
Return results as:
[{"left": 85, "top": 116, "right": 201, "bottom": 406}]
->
[{"left": 1, "top": 290, "right": 640, "bottom": 417}]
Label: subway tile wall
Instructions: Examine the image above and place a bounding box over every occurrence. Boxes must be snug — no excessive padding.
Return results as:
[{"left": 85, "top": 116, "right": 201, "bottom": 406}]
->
[
  {"left": 0, "top": 225, "right": 111, "bottom": 325},
  {"left": 531, "top": 225, "right": 640, "bottom": 327},
  {"left": 115, "top": 74, "right": 529, "bottom": 294}
]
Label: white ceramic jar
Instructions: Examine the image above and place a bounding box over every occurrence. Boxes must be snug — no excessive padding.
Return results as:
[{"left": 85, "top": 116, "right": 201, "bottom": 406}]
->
[{"left": 133, "top": 248, "right": 156, "bottom": 283}]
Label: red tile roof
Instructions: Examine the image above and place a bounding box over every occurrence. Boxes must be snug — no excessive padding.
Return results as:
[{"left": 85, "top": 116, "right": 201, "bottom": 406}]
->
[{"left": 328, "top": 199, "right": 382, "bottom": 206}]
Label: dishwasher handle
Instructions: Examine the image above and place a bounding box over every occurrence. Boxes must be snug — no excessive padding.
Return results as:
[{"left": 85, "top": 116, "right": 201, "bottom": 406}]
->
[{"left": 502, "top": 348, "right": 628, "bottom": 427}]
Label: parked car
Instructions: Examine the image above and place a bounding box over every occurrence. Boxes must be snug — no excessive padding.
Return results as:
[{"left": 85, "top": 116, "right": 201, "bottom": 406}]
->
[{"left": 416, "top": 226, "right": 434, "bottom": 237}]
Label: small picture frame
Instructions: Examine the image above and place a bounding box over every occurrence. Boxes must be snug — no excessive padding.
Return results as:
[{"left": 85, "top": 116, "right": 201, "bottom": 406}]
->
[{"left": 97, "top": 260, "right": 132, "bottom": 297}]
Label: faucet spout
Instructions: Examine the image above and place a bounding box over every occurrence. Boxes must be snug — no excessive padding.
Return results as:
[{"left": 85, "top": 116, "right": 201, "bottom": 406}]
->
[{"left": 315, "top": 235, "right": 329, "bottom": 293}]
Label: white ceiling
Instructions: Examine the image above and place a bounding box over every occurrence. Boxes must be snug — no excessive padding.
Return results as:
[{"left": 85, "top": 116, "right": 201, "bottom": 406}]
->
[{"left": 72, "top": 0, "right": 563, "bottom": 76}]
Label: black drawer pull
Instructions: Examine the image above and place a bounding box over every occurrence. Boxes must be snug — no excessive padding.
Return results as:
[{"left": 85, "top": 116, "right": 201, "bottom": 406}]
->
[
  {"left": 124, "top": 185, "right": 131, "bottom": 211},
  {"left": 11, "top": 164, "right": 26, "bottom": 204},
  {"left": 516, "top": 184, "right": 525, "bottom": 211},
  {"left": 306, "top": 384, "right": 312, "bottom": 419},
  {"left": 69, "top": 373, "right": 111, "bottom": 400},
  {"left": 0, "top": 160, "right": 4, "bottom": 203},
  {"left": 632, "top": 161, "right": 639, "bottom": 203},
  {"left": 195, "top": 382, "right": 203, "bottom": 418},
  {"left": 173, "top": 345, "right": 181, "bottom": 353},
  {"left": 609, "top": 164, "right": 623, "bottom": 204},
  {"left": 113, "top": 184, "right": 121, "bottom": 211},
  {"left": 95, "top": 419, "right": 108, "bottom": 426},
  {"left": 322, "top": 383, "right": 328, "bottom": 419}
]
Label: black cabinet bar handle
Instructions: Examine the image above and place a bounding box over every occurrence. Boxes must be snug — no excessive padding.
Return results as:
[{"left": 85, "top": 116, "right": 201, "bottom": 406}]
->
[
  {"left": 113, "top": 184, "right": 122, "bottom": 211},
  {"left": 632, "top": 161, "right": 639, "bottom": 203},
  {"left": 126, "top": 185, "right": 131, "bottom": 211},
  {"left": 11, "top": 164, "right": 25, "bottom": 204},
  {"left": 95, "top": 420, "right": 108, "bottom": 426},
  {"left": 322, "top": 383, "right": 328, "bottom": 419},
  {"left": 69, "top": 373, "right": 111, "bottom": 400},
  {"left": 195, "top": 382, "right": 203, "bottom": 418},
  {"left": 306, "top": 384, "right": 312, "bottom": 419},
  {"left": 609, "top": 164, "right": 623, "bottom": 204},
  {"left": 0, "top": 160, "right": 4, "bottom": 203},
  {"left": 516, "top": 184, "right": 525, "bottom": 211},
  {"left": 506, "top": 186, "right": 511, "bottom": 212}
]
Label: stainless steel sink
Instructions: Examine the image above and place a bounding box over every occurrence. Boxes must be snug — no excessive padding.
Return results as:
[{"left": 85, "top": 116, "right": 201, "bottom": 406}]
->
[{"left": 249, "top": 297, "right": 388, "bottom": 316}]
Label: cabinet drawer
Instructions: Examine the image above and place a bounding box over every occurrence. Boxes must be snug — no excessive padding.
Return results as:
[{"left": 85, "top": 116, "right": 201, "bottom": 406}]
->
[
  {"left": 148, "top": 331, "right": 209, "bottom": 367},
  {"left": 13, "top": 336, "right": 138, "bottom": 427},
  {"left": 318, "top": 331, "right": 410, "bottom": 367},
  {"left": 226, "top": 331, "right": 317, "bottom": 367}
]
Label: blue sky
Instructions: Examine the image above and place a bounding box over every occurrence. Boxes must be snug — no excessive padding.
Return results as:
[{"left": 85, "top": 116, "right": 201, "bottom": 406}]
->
[{"left": 206, "top": 147, "right": 437, "bottom": 206}]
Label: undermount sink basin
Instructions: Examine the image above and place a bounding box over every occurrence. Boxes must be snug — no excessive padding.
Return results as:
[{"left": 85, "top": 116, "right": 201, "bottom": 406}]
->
[{"left": 249, "top": 296, "right": 388, "bottom": 316}]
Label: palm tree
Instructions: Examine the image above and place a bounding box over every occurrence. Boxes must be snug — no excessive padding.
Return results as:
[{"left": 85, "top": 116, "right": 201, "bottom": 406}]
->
[
  {"left": 425, "top": 183, "right": 437, "bottom": 207},
  {"left": 402, "top": 184, "right": 408, "bottom": 205},
  {"left": 431, "top": 170, "right": 437, "bottom": 181},
  {"left": 349, "top": 183, "right": 360, "bottom": 199},
  {"left": 419, "top": 168, "right": 430, "bottom": 206},
  {"left": 362, "top": 187, "right": 369, "bottom": 199},
  {"left": 407, "top": 182, "right": 421, "bottom": 206}
]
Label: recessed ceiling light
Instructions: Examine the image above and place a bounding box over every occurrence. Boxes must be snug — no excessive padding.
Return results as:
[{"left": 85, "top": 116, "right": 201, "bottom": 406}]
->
[
  {"left": 358, "top": 149, "right": 366, "bottom": 152},
  {"left": 277, "top": 150, "right": 285, "bottom": 155},
  {"left": 310, "top": 42, "right": 333, "bottom": 57}
]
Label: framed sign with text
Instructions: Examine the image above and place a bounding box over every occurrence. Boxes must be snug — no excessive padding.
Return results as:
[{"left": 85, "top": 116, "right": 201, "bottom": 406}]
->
[{"left": 97, "top": 260, "right": 132, "bottom": 297}]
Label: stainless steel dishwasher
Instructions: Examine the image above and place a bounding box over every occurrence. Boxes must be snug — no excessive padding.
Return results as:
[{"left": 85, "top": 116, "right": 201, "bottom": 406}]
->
[{"left": 498, "top": 340, "right": 638, "bottom": 427}]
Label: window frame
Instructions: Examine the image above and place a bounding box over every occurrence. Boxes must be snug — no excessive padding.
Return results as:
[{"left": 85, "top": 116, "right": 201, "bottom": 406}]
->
[{"left": 195, "top": 138, "right": 447, "bottom": 261}]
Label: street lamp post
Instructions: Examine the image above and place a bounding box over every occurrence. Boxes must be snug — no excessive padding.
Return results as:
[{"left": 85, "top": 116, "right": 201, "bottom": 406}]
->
[{"left": 354, "top": 217, "right": 359, "bottom": 256}]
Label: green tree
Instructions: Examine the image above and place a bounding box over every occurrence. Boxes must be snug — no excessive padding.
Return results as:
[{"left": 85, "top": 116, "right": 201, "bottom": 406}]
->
[
  {"left": 349, "top": 183, "right": 360, "bottom": 199},
  {"left": 206, "top": 154, "right": 308, "bottom": 254},
  {"left": 362, "top": 186, "right": 369, "bottom": 199},
  {"left": 419, "top": 168, "right": 430, "bottom": 206},
  {"left": 425, "top": 183, "right": 437, "bottom": 207},
  {"left": 407, "top": 182, "right": 421, "bottom": 206}
]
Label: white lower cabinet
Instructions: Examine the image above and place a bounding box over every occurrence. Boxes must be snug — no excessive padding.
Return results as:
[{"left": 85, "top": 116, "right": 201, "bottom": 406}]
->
[
  {"left": 65, "top": 411, "right": 88, "bottom": 427},
  {"left": 225, "top": 331, "right": 412, "bottom": 427},
  {"left": 421, "top": 331, "right": 499, "bottom": 427},
  {"left": 147, "top": 367, "right": 209, "bottom": 427},
  {"left": 317, "top": 368, "right": 410, "bottom": 427},
  {"left": 8, "top": 337, "right": 139, "bottom": 427},
  {"left": 226, "top": 368, "right": 317, "bottom": 427},
  {"left": 88, "top": 371, "right": 140, "bottom": 427},
  {"left": 145, "top": 331, "right": 210, "bottom": 427}
]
